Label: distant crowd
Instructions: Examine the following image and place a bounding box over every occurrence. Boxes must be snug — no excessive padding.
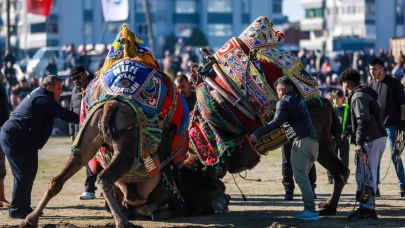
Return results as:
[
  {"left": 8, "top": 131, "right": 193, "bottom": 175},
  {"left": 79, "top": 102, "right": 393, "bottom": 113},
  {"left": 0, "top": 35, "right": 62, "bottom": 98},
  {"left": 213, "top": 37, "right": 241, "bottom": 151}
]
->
[{"left": 299, "top": 48, "right": 405, "bottom": 100}]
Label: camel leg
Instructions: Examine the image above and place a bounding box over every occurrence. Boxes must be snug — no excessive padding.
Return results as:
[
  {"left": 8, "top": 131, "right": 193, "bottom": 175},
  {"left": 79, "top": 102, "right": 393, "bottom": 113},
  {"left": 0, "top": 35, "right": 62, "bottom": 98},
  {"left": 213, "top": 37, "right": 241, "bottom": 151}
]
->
[
  {"left": 317, "top": 139, "right": 350, "bottom": 215},
  {"left": 21, "top": 110, "right": 104, "bottom": 228},
  {"left": 97, "top": 122, "right": 143, "bottom": 228}
]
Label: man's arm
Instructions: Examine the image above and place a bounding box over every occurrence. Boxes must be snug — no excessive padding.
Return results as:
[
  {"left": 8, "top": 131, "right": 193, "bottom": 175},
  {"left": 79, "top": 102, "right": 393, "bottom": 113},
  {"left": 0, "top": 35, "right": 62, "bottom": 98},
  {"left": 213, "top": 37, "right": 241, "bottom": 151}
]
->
[
  {"left": 393, "top": 80, "right": 405, "bottom": 130},
  {"left": 394, "top": 79, "right": 405, "bottom": 105},
  {"left": 253, "top": 99, "right": 288, "bottom": 138},
  {"left": 69, "top": 93, "right": 75, "bottom": 137},
  {"left": 352, "top": 95, "right": 372, "bottom": 145},
  {"left": 37, "top": 97, "right": 79, "bottom": 124}
]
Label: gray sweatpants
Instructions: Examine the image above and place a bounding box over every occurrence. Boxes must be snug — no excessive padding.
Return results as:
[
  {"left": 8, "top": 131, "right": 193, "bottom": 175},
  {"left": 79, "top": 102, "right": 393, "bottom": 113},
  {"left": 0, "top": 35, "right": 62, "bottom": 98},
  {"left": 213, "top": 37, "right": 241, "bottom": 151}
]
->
[
  {"left": 356, "top": 137, "right": 386, "bottom": 209},
  {"left": 291, "top": 137, "right": 319, "bottom": 212}
]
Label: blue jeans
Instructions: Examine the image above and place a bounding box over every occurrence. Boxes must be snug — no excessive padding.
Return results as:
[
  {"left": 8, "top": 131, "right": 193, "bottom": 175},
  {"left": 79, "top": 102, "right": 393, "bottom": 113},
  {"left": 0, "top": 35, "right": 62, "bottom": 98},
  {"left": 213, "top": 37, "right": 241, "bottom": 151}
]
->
[{"left": 376, "top": 125, "right": 405, "bottom": 187}]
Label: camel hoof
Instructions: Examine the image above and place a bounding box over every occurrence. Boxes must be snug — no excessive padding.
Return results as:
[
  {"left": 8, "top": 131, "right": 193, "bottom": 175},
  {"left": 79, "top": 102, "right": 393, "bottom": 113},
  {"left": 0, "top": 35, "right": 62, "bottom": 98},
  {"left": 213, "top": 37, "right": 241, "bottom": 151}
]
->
[
  {"left": 318, "top": 201, "right": 330, "bottom": 209},
  {"left": 319, "top": 208, "right": 337, "bottom": 216},
  {"left": 19, "top": 220, "right": 37, "bottom": 228}
]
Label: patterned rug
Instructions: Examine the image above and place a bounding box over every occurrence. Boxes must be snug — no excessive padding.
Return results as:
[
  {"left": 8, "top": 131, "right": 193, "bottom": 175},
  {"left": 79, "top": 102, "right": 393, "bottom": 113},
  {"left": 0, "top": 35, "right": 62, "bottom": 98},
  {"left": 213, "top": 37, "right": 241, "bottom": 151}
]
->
[
  {"left": 214, "top": 37, "right": 278, "bottom": 118},
  {"left": 189, "top": 84, "right": 245, "bottom": 167}
]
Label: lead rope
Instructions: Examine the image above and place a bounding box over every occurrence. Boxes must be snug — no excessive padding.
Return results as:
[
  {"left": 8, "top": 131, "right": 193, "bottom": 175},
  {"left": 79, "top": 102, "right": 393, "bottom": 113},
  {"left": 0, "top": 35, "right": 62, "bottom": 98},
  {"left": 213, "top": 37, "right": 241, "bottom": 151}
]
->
[
  {"left": 232, "top": 174, "right": 247, "bottom": 202},
  {"left": 238, "top": 171, "right": 261, "bottom": 182}
]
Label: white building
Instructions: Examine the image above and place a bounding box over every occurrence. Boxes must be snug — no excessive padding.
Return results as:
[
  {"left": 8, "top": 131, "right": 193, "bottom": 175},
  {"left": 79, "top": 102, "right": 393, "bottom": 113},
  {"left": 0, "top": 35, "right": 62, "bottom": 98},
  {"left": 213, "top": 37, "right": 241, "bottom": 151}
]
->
[
  {"left": 300, "top": 0, "right": 404, "bottom": 52},
  {"left": 1, "top": 0, "right": 287, "bottom": 57}
]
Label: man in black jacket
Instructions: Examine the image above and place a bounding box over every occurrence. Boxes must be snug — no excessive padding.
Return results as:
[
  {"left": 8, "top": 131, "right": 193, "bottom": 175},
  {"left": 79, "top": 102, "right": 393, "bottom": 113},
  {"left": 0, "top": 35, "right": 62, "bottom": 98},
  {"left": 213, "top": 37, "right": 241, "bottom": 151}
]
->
[
  {"left": 174, "top": 73, "right": 196, "bottom": 112},
  {"left": 0, "top": 75, "right": 79, "bottom": 218},
  {"left": 0, "top": 71, "right": 11, "bottom": 208},
  {"left": 339, "top": 69, "right": 387, "bottom": 221},
  {"left": 250, "top": 76, "right": 319, "bottom": 221},
  {"left": 368, "top": 58, "right": 405, "bottom": 197},
  {"left": 68, "top": 66, "right": 97, "bottom": 200}
]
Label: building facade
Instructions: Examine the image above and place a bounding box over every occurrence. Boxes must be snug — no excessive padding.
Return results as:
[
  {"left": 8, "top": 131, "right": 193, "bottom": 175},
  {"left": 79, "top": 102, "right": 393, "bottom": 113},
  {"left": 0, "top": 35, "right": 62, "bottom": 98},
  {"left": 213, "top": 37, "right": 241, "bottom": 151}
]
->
[
  {"left": 300, "top": 0, "right": 404, "bottom": 52},
  {"left": 2, "top": 0, "right": 287, "bottom": 57}
]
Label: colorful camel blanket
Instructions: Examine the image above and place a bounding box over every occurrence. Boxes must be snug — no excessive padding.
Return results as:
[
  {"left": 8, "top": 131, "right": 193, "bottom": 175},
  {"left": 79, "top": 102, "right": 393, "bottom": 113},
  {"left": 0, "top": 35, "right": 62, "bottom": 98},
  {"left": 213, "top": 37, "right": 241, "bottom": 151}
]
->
[
  {"left": 215, "top": 16, "right": 320, "bottom": 103},
  {"left": 74, "top": 62, "right": 189, "bottom": 181},
  {"left": 71, "top": 24, "right": 189, "bottom": 182},
  {"left": 191, "top": 16, "right": 321, "bottom": 163},
  {"left": 189, "top": 84, "right": 246, "bottom": 167}
]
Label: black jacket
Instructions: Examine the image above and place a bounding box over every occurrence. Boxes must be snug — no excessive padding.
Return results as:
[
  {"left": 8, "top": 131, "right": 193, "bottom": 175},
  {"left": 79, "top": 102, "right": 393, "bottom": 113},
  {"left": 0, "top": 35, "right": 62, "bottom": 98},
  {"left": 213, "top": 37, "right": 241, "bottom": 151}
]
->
[
  {"left": 1, "top": 87, "right": 79, "bottom": 149},
  {"left": 254, "top": 92, "right": 317, "bottom": 143},
  {"left": 0, "top": 83, "right": 10, "bottom": 126},
  {"left": 69, "top": 74, "right": 94, "bottom": 137},
  {"left": 368, "top": 76, "right": 405, "bottom": 127},
  {"left": 348, "top": 86, "right": 387, "bottom": 146}
]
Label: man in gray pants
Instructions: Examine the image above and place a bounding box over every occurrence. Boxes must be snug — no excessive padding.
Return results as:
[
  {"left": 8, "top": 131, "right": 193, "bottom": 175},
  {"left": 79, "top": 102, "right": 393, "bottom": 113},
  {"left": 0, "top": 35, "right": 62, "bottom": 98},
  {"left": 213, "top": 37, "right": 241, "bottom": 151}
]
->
[
  {"left": 250, "top": 76, "right": 319, "bottom": 221},
  {"left": 339, "top": 69, "right": 387, "bottom": 221}
]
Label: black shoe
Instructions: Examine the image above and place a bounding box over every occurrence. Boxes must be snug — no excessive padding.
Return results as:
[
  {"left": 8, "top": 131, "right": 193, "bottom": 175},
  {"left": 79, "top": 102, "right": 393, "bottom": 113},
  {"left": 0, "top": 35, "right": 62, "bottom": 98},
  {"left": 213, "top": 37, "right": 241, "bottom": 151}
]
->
[
  {"left": 376, "top": 188, "right": 381, "bottom": 197},
  {"left": 327, "top": 172, "right": 333, "bottom": 184},
  {"left": 400, "top": 187, "right": 405, "bottom": 197},
  {"left": 348, "top": 208, "right": 378, "bottom": 221},
  {"left": 285, "top": 192, "right": 294, "bottom": 200},
  {"left": 9, "top": 211, "right": 30, "bottom": 219}
]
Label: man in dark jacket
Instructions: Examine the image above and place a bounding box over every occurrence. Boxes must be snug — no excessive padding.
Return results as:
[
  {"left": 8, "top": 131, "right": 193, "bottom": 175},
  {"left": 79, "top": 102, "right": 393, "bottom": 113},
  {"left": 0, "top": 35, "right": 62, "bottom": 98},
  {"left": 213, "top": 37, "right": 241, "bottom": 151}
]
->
[
  {"left": 0, "top": 71, "right": 11, "bottom": 208},
  {"left": 0, "top": 75, "right": 79, "bottom": 218},
  {"left": 368, "top": 57, "right": 405, "bottom": 197},
  {"left": 69, "top": 66, "right": 97, "bottom": 200},
  {"left": 174, "top": 73, "right": 196, "bottom": 112},
  {"left": 339, "top": 69, "right": 387, "bottom": 221},
  {"left": 250, "top": 76, "right": 319, "bottom": 221}
]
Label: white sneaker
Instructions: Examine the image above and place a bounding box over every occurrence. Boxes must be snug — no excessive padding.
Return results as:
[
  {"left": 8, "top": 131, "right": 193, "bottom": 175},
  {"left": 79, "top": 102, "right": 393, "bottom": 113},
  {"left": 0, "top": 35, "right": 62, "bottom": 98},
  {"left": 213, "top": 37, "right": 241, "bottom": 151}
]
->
[{"left": 79, "top": 192, "right": 96, "bottom": 200}]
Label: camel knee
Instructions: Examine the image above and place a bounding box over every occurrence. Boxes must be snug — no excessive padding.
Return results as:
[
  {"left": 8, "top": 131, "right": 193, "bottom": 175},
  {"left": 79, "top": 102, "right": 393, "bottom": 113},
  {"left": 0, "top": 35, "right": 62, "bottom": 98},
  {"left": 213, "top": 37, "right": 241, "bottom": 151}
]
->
[
  {"left": 97, "top": 173, "right": 115, "bottom": 192},
  {"left": 46, "top": 178, "right": 64, "bottom": 197}
]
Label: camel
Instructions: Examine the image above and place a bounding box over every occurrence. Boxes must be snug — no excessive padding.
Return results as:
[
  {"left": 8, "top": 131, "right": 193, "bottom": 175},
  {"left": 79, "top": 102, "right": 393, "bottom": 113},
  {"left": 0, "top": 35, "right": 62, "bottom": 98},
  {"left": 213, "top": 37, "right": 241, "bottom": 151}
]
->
[
  {"left": 21, "top": 25, "right": 191, "bottom": 228},
  {"left": 176, "top": 16, "right": 350, "bottom": 216}
]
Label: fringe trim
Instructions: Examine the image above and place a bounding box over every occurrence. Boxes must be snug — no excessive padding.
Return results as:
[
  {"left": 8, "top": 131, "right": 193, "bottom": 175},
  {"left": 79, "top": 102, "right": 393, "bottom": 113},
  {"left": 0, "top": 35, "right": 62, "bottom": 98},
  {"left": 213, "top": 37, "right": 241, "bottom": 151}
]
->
[
  {"left": 256, "top": 51, "right": 304, "bottom": 77},
  {"left": 256, "top": 51, "right": 319, "bottom": 86}
]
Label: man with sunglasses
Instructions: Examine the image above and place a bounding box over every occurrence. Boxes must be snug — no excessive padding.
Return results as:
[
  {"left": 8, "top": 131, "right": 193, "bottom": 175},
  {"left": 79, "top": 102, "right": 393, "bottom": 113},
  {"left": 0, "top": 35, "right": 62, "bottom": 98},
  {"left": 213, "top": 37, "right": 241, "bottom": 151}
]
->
[{"left": 69, "top": 66, "right": 97, "bottom": 200}]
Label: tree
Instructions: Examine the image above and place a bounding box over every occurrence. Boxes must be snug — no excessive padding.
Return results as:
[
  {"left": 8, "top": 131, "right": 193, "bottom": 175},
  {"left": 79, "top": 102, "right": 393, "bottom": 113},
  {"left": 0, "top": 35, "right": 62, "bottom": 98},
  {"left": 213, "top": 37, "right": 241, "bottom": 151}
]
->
[
  {"left": 186, "top": 27, "right": 209, "bottom": 47},
  {"left": 160, "top": 32, "right": 177, "bottom": 58}
]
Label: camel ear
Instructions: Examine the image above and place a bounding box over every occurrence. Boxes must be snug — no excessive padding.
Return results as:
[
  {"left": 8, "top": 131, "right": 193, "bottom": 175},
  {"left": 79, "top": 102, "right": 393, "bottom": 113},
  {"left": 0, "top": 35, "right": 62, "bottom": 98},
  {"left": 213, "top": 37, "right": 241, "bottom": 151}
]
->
[{"left": 274, "top": 30, "right": 285, "bottom": 42}]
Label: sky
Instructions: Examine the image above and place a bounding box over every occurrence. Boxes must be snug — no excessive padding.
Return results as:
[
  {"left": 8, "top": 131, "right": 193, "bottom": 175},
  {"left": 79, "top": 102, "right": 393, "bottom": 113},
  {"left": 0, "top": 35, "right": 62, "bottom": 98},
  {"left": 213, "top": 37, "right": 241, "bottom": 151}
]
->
[{"left": 282, "top": 0, "right": 305, "bottom": 23}]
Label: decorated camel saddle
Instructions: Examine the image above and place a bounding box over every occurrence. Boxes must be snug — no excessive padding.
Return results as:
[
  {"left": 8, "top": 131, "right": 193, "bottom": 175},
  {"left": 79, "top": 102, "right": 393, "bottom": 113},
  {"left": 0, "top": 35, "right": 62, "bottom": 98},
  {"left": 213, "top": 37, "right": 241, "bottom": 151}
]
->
[
  {"left": 189, "top": 16, "right": 321, "bottom": 168},
  {"left": 72, "top": 25, "right": 189, "bottom": 182}
]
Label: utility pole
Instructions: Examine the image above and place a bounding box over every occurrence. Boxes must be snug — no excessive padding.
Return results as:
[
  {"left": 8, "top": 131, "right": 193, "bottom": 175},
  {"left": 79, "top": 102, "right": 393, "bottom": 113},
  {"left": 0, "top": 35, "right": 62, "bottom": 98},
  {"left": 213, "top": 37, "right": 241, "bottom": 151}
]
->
[
  {"left": 144, "top": 0, "right": 155, "bottom": 56},
  {"left": 5, "top": 0, "right": 11, "bottom": 51}
]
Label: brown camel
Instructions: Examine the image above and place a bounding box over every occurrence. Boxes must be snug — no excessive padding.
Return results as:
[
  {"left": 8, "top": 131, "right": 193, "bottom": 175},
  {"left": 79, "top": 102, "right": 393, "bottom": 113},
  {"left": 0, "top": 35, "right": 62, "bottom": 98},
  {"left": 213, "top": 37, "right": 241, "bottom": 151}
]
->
[
  {"left": 177, "top": 18, "right": 350, "bottom": 215},
  {"left": 21, "top": 99, "right": 185, "bottom": 228}
]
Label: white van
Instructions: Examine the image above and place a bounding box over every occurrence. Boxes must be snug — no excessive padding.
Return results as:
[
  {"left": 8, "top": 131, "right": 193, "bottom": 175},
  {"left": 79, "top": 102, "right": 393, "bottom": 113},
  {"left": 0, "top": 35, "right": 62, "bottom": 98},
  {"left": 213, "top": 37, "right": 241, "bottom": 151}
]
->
[{"left": 26, "top": 47, "right": 67, "bottom": 78}]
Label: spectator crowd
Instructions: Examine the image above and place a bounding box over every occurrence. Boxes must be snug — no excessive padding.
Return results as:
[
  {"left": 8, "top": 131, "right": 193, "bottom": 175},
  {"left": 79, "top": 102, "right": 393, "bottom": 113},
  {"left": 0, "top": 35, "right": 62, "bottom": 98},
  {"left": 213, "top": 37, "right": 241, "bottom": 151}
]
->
[{"left": 298, "top": 48, "right": 405, "bottom": 100}]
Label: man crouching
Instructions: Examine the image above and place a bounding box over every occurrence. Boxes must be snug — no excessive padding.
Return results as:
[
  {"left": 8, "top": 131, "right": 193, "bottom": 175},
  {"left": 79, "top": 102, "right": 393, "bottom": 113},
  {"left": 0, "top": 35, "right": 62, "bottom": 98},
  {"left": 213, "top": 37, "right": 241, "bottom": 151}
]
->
[
  {"left": 250, "top": 76, "right": 319, "bottom": 221},
  {"left": 338, "top": 69, "right": 387, "bottom": 221}
]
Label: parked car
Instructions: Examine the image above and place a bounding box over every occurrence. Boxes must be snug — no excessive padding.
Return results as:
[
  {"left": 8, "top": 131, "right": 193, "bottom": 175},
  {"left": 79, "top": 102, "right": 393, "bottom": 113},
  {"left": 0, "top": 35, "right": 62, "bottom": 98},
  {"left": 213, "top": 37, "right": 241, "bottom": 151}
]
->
[{"left": 26, "top": 47, "right": 67, "bottom": 78}]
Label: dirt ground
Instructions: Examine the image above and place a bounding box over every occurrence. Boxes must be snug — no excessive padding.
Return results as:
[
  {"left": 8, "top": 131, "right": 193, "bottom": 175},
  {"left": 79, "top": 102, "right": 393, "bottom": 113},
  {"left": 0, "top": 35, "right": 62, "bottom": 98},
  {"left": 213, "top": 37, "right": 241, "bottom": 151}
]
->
[{"left": 1, "top": 137, "right": 404, "bottom": 228}]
